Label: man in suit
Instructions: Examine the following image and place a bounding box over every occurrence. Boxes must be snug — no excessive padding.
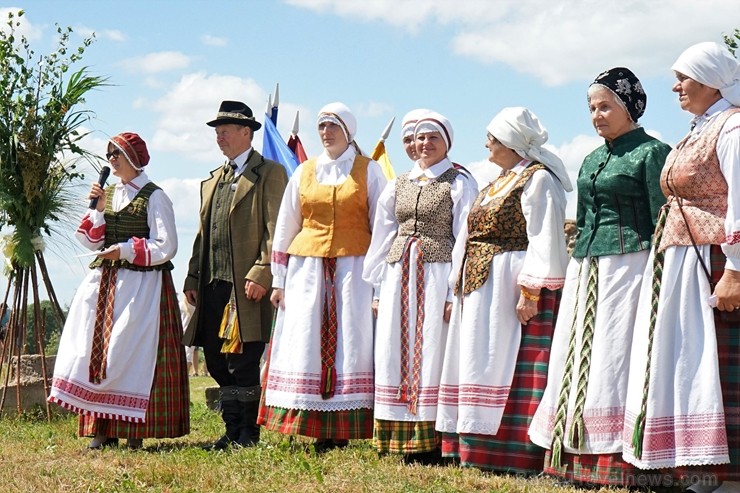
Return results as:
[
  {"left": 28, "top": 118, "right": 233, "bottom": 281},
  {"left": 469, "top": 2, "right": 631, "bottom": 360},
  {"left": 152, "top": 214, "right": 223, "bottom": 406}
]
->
[{"left": 184, "top": 100, "right": 288, "bottom": 449}]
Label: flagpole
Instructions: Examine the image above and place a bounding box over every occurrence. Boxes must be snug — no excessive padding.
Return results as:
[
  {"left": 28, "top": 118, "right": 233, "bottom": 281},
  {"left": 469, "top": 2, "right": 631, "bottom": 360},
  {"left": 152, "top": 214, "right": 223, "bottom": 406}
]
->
[{"left": 270, "top": 82, "right": 279, "bottom": 125}]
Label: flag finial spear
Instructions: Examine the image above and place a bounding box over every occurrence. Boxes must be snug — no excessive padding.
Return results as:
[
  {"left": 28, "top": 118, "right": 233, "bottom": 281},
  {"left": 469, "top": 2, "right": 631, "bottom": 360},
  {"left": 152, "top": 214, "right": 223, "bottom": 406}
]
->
[
  {"left": 273, "top": 83, "right": 280, "bottom": 108},
  {"left": 379, "top": 116, "right": 395, "bottom": 142},
  {"left": 292, "top": 110, "right": 300, "bottom": 136},
  {"left": 265, "top": 93, "right": 272, "bottom": 115}
]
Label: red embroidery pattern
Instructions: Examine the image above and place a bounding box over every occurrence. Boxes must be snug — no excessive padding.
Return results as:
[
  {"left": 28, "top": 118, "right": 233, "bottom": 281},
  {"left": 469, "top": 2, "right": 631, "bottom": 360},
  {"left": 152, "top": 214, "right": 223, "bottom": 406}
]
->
[
  {"left": 266, "top": 370, "right": 375, "bottom": 395},
  {"left": 50, "top": 377, "right": 148, "bottom": 410},
  {"left": 77, "top": 214, "right": 106, "bottom": 243},
  {"left": 624, "top": 410, "right": 729, "bottom": 462}
]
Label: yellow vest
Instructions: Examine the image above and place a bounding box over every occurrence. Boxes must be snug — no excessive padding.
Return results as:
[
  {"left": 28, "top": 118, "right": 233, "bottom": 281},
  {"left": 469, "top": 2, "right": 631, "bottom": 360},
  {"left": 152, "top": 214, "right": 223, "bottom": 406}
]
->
[{"left": 287, "top": 155, "right": 372, "bottom": 258}]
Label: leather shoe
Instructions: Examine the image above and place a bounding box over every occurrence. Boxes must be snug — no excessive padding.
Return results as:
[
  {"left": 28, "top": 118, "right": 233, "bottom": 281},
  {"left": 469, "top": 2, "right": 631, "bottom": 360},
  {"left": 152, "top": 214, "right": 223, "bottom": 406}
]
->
[
  {"left": 202, "top": 435, "right": 233, "bottom": 451},
  {"left": 88, "top": 437, "right": 119, "bottom": 450},
  {"left": 126, "top": 438, "right": 143, "bottom": 450}
]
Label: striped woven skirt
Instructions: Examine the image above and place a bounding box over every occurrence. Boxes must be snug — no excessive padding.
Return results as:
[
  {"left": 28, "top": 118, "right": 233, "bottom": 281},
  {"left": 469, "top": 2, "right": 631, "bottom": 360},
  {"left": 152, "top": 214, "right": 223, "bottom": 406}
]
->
[
  {"left": 78, "top": 271, "right": 190, "bottom": 439},
  {"left": 441, "top": 288, "right": 559, "bottom": 474},
  {"left": 374, "top": 419, "right": 440, "bottom": 454}
]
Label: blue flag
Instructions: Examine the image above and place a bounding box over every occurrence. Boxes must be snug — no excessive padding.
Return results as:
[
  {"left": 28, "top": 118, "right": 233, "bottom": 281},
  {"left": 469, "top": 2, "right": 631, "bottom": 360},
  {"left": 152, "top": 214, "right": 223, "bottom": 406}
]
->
[{"left": 262, "top": 113, "right": 298, "bottom": 177}]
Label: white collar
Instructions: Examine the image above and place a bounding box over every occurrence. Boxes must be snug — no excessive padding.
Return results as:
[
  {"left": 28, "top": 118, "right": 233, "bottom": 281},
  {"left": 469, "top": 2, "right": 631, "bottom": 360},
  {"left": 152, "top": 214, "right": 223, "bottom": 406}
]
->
[
  {"left": 690, "top": 98, "right": 732, "bottom": 133},
  {"left": 316, "top": 145, "right": 356, "bottom": 166},
  {"left": 508, "top": 159, "right": 532, "bottom": 176},
  {"left": 116, "top": 171, "right": 149, "bottom": 191},
  {"left": 231, "top": 147, "right": 252, "bottom": 175},
  {"left": 408, "top": 157, "right": 452, "bottom": 180}
]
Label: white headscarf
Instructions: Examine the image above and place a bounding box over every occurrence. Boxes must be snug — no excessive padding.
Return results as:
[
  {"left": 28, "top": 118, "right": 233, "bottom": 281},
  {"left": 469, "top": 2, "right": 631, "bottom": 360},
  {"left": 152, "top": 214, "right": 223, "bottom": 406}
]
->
[
  {"left": 317, "top": 102, "right": 357, "bottom": 144},
  {"left": 672, "top": 41, "right": 740, "bottom": 106},
  {"left": 401, "top": 109, "right": 430, "bottom": 139},
  {"left": 487, "top": 107, "right": 573, "bottom": 192},
  {"left": 414, "top": 111, "right": 453, "bottom": 151}
]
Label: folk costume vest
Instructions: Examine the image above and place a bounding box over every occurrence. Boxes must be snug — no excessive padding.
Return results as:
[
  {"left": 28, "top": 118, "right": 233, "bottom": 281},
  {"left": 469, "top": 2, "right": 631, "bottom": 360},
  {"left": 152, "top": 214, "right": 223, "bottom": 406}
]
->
[
  {"left": 89, "top": 182, "right": 173, "bottom": 272},
  {"left": 658, "top": 108, "right": 740, "bottom": 251},
  {"left": 208, "top": 163, "right": 238, "bottom": 283},
  {"left": 386, "top": 167, "right": 459, "bottom": 264},
  {"left": 287, "top": 155, "right": 372, "bottom": 258},
  {"left": 458, "top": 163, "right": 545, "bottom": 295}
]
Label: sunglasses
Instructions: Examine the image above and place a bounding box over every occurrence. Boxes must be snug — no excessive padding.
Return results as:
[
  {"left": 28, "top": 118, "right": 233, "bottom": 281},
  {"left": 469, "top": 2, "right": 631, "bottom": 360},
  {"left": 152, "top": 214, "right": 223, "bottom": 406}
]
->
[{"left": 105, "top": 149, "right": 121, "bottom": 160}]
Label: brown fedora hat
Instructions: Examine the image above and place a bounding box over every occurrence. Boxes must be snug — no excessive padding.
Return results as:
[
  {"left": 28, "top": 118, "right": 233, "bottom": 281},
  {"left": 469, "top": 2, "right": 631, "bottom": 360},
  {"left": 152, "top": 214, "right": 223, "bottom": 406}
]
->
[{"left": 206, "top": 100, "right": 262, "bottom": 130}]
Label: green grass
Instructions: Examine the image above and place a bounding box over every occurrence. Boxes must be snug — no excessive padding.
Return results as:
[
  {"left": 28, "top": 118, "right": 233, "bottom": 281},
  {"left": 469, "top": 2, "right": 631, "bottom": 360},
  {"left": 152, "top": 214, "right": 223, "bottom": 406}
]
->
[{"left": 0, "top": 377, "right": 665, "bottom": 493}]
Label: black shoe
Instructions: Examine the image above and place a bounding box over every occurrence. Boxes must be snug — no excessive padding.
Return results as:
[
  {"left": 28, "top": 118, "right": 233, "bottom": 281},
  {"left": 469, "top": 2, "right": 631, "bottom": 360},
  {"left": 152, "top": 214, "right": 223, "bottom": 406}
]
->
[
  {"left": 403, "top": 449, "right": 443, "bottom": 466},
  {"left": 88, "top": 437, "right": 119, "bottom": 450},
  {"left": 202, "top": 434, "right": 234, "bottom": 451},
  {"left": 126, "top": 438, "right": 143, "bottom": 450},
  {"left": 313, "top": 439, "right": 349, "bottom": 453},
  {"left": 234, "top": 423, "right": 260, "bottom": 448}
]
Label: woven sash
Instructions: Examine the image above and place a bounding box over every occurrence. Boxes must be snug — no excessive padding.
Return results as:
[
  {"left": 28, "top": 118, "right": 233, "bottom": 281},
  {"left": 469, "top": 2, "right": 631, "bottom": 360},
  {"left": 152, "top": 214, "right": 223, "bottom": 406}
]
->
[
  {"left": 397, "top": 237, "right": 425, "bottom": 414},
  {"left": 320, "top": 257, "right": 338, "bottom": 399},
  {"left": 567, "top": 256, "right": 599, "bottom": 448},
  {"left": 88, "top": 265, "right": 119, "bottom": 384},
  {"left": 630, "top": 205, "right": 668, "bottom": 458},
  {"left": 549, "top": 259, "right": 587, "bottom": 470}
]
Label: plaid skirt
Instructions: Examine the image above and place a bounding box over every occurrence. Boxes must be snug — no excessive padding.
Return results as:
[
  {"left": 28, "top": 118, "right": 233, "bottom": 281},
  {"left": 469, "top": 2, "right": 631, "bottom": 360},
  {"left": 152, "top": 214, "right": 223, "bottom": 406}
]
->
[
  {"left": 374, "top": 419, "right": 440, "bottom": 454},
  {"left": 79, "top": 271, "right": 190, "bottom": 439},
  {"left": 259, "top": 405, "right": 373, "bottom": 440},
  {"left": 442, "top": 288, "right": 559, "bottom": 475},
  {"left": 543, "top": 450, "right": 667, "bottom": 486}
]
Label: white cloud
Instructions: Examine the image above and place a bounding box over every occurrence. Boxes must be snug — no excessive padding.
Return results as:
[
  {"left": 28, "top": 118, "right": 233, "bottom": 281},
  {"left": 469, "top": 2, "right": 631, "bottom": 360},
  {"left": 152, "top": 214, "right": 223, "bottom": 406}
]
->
[
  {"left": 0, "top": 7, "right": 43, "bottom": 40},
  {"left": 156, "top": 177, "right": 207, "bottom": 293},
  {"left": 355, "top": 101, "right": 394, "bottom": 119},
  {"left": 286, "top": 0, "right": 502, "bottom": 33},
  {"left": 287, "top": 0, "right": 738, "bottom": 85},
  {"left": 147, "top": 72, "right": 268, "bottom": 162},
  {"left": 120, "top": 51, "right": 192, "bottom": 74},
  {"left": 201, "top": 34, "right": 227, "bottom": 47},
  {"left": 144, "top": 72, "right": 321, "bottom": 164},
  {"left": 464, "top": 159, "right": 501, "bottom": 191},
  {"left": 548, "top": 133, "right": 604, "bottom": 218},
  {"left": 75, "top": 25, "right": 126, "bottom": 42}
]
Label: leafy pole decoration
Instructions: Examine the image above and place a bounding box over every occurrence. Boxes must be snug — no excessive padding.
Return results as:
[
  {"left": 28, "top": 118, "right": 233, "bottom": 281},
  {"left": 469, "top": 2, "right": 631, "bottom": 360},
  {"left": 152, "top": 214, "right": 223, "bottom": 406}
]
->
[
  {"left": 0, "top": 10, "right": 107, "bottom": 418},
  {"left": 724, "top": 28, "right": 740, "bottom": 56}
]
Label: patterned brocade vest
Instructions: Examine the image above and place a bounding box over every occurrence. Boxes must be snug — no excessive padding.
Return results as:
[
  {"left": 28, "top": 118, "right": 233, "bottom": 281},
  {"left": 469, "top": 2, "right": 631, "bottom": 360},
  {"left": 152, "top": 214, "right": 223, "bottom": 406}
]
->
[
  {"left": 287, "top": 155, "right": 372, "bottom": 258},
  {"left": 458, "top": 163, "right": 545, "bottom": 295},
  {"left": 386, "top": 167, "right": 459, "bottom": 264},
  {"left": 89, "top": 182, "right": 173, "bottom": 272},
  {"left": 658, "top": 108, "right": 740, "bottom": 251}
]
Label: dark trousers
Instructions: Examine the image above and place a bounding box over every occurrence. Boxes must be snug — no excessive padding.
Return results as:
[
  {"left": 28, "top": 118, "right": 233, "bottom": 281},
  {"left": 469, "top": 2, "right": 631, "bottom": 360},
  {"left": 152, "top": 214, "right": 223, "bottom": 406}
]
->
[{"left": 198, "top": 280, "right": 265, "bottom": 388}]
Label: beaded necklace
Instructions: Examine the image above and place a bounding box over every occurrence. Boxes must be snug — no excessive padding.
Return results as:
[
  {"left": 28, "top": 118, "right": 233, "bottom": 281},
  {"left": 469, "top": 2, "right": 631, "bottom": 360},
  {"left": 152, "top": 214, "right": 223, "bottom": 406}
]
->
[{"left": 486, "top": 171, "right": 516, "bottom": 197}]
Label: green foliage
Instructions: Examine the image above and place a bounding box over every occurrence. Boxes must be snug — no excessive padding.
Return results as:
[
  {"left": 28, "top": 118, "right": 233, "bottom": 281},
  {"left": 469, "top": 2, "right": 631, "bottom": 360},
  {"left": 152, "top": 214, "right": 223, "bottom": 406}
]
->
[
  {"left": 23, "top": 299, "right": 66, "bottom": 354},
  {"left": 0, "top": 9, "right": 108, "bottom": 269},
  {"left": 724, "top": 28, "right": 740, "bottom": 56}
]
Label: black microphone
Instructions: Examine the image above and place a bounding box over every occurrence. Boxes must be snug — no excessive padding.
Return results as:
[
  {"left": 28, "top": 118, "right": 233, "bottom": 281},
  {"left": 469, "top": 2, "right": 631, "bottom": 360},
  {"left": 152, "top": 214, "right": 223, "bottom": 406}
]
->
[{"left": 88, "top": 166, "right": 111, "bottom": 209}]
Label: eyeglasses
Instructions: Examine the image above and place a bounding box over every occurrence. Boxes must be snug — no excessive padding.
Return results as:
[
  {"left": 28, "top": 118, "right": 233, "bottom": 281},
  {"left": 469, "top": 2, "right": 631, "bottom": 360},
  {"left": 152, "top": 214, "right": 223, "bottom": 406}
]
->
[{"left": 105, "top": 150, "right": 121, "bottom": 160}]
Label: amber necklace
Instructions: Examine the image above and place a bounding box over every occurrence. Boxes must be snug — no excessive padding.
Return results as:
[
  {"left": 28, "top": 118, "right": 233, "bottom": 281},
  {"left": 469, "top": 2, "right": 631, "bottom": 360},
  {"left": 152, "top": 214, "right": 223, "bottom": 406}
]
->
[{"left": 486, "top": 171, "right": 516, "bottom": 197}]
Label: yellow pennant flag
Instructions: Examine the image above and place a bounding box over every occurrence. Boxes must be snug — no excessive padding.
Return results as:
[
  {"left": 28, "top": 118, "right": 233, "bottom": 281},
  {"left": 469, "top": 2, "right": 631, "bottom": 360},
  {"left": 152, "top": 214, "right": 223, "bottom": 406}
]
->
[{"left": 371, "top": 140, "right": 395, "bottom": 180}]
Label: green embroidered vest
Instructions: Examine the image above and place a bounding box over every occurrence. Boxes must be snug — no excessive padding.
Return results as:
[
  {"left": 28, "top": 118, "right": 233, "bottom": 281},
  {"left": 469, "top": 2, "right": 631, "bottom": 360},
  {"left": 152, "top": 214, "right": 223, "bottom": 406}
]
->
[{"left": 89, "top": 182, "right": 173, "bottom": 272}]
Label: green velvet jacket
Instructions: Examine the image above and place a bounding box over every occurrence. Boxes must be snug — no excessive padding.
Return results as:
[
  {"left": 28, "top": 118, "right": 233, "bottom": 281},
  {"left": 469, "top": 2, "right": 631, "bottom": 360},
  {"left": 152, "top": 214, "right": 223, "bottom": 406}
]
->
[{"left": 572, "top": 127, "right": 671, "bottom": 259}]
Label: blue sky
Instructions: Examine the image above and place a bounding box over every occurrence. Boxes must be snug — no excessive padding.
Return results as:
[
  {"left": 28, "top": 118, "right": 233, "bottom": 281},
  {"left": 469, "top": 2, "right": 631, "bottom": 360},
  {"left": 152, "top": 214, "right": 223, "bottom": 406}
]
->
[{"left": 2, "top": 0, "right": 737, "bottom": 306}]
